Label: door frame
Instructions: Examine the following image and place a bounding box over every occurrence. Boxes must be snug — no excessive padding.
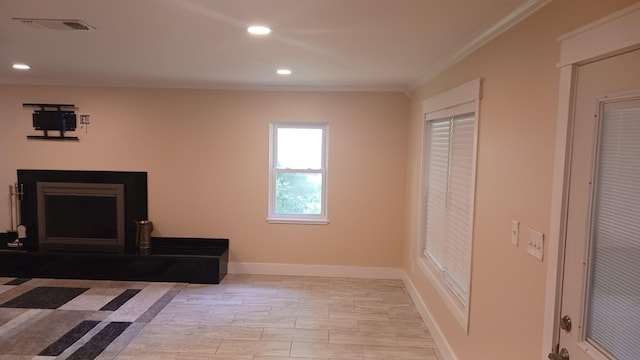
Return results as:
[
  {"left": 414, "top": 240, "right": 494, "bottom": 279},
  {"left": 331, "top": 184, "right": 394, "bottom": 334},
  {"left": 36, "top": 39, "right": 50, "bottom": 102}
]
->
[{"left": 544, "top": 2, "right": 640, "bottom": 358}]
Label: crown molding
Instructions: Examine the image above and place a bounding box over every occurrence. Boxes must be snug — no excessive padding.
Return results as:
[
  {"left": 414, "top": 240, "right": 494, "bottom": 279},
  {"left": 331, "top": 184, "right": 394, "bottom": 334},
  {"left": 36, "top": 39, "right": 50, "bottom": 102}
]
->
[
  {"left": 409, "top": 0, "right": 552, "bottom": 90},
  {"left": 0, "top": 78, "right": 408, "bottom": 94}
]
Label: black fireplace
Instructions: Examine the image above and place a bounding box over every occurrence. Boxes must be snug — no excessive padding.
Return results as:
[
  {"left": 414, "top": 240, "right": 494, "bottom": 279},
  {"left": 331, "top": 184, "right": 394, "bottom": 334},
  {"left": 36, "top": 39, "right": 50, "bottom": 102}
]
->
[
  {"left": 17, "top": 170, "right": 148, "bottom": 254},
  {"left": 2, "top": 169, "right": 228, "bottom": 284}
]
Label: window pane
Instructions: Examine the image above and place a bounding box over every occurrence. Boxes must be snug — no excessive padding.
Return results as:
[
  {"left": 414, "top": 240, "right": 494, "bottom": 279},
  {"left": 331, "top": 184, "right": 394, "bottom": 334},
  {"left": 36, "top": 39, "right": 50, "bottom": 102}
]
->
[
  {"left": 277, "top": 128, "right": 323, "bottom": 169},
  {"left": 275, "top": 172, "right": 322, "bottom": 215}
]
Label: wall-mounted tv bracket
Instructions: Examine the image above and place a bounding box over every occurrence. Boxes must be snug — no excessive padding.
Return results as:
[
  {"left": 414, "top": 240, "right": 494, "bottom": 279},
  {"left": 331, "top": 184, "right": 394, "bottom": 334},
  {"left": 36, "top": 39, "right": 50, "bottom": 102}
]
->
[{"left": 24, "top": 103, "right": 79, "bottom": 141}]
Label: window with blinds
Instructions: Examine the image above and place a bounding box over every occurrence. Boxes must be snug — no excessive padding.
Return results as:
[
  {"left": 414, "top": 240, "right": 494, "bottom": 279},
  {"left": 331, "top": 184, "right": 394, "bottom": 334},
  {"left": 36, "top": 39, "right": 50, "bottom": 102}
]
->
[
  {"left": 586, "top": 102, "right": 640, "bottom": 360},
  {"left": 423, "top": 113, "right": 475, "bottom": 304},
  {"left": 419, "top": 78, "right": 480, "bottom": 330}
]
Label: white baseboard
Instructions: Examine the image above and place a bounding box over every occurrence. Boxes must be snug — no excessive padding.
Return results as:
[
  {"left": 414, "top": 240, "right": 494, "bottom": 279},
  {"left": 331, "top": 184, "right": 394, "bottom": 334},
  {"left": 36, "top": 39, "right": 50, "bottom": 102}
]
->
[
  {"left": 401, "top": 273, "right": 458, "bottom": 360},
  {"left": 227, "top": 262, "right": 404, "bottom": 279},
  {"left": 227, "top": 262, "right": 455, "bottom": 360}
]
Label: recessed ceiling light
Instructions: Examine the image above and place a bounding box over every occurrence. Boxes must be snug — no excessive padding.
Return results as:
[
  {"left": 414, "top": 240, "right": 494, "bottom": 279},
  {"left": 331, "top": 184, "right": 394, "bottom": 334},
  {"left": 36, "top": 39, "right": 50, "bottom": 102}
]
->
[
  {"left": 276, "top": 69, "right": 292, "bottom": 76},
  {"left": 247, "top": 25, "right": 271, "bottom": 35},
  {"left": 12, "top": 63, "right": 30, "bottom": 70}
]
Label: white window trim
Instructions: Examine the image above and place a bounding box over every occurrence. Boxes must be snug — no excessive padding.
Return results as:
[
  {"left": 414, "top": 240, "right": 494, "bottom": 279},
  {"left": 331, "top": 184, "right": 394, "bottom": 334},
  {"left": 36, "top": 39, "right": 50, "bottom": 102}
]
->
[
  {"left": 418, "top": 78, "right": 481, "bottom": 332},
  {"left": 268, "top": 122, "right": 329, "bottom": 225}
]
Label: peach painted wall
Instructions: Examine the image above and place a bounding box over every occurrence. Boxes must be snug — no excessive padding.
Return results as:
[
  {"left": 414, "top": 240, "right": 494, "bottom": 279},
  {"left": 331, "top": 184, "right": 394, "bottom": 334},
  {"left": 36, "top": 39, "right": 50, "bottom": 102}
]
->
[
  {"left": 404, "top": 0, "right": 638, "bottom": 359},
  {"left": 0, "top": 86, "right": 408, "bottom": 267}
]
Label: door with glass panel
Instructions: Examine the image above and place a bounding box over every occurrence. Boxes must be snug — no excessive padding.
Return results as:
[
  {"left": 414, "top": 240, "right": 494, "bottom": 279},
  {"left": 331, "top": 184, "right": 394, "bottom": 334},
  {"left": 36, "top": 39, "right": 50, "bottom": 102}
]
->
[{"left": 557, "top": 48, "right": 640, "bottom": 360}]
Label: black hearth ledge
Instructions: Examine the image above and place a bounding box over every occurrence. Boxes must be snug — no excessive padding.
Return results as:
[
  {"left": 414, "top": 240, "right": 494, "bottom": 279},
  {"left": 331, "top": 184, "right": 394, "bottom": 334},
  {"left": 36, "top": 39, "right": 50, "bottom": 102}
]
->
[{"left": 0, "top": 237, "right": 228, "bottom": 284}]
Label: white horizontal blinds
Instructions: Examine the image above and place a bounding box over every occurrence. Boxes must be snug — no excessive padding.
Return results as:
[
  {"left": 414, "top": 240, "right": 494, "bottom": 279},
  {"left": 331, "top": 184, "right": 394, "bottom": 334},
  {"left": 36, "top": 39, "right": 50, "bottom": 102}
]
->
[
  {"left": 586, "top": 103, "right": 640, "bottom": 360},
  {"left": 443, "top": 113, "right": 475, "bottom": 301},
  {"left": 424, "top": 112, "right": 475, "bottom": 304},
  {"left": 424, "top": 119, "right": 451, "bottom": 270}
]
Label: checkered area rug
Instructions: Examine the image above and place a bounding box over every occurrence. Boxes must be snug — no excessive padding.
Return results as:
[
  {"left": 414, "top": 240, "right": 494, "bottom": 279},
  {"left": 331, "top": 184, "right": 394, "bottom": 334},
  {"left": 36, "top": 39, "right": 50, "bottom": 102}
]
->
[{"left": 0, "top": 277, "right": 183, "bottom": 359}]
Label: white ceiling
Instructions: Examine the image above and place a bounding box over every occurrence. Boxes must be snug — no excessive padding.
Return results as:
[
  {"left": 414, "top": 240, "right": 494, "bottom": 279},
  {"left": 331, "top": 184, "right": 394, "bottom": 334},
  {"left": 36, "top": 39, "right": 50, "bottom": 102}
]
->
[{"left": 0, "top": 0, "right": 545, "bottom": 92}]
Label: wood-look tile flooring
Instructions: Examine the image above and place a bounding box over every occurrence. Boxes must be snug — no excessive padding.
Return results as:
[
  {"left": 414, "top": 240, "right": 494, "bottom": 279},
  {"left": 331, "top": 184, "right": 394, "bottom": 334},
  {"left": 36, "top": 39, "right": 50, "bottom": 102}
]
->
[{"left": 117, "top": 274, "right": 442, "bottom": 360}]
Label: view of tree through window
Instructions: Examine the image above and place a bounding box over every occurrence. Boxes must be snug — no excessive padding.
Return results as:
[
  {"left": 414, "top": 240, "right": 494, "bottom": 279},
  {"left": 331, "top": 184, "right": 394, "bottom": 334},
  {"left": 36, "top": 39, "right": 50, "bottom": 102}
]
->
[{"left": 275, "top": 172, "right": 322, "bottom": 214}]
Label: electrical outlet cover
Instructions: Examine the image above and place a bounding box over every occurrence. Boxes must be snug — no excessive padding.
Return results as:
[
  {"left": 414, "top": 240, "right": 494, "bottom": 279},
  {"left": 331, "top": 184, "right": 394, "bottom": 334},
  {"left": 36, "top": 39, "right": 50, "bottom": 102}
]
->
[
  {"left": 511, "top": 220, "right": 519, "bottom": 246},
  {"left": 527, "top": 228, "right": 544, "bottom": 261}
]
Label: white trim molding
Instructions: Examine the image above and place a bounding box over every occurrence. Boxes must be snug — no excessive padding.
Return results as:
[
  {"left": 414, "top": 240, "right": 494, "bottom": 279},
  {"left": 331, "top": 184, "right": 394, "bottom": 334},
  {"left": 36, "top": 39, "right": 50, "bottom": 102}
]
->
[
  {"left": 227, "top": 262, "right": 405, "bottom": 279},
  {"left": 402, "top": 272, "right": 458, "bottom": 360},
  {"left": 557, "top": 2, "right": 640, "bottom": 67},
  {"left": 422, "top": 78, "right": 482, "bottom": 118},
  {"left": 410, "top": 0, "right": 551, "bottom": 89},
  {"left": 418, "top": 78, "right": 482, "bottom": 332},
  {"left": 544, "top": 2, "right": 640, "bottom": 358}
]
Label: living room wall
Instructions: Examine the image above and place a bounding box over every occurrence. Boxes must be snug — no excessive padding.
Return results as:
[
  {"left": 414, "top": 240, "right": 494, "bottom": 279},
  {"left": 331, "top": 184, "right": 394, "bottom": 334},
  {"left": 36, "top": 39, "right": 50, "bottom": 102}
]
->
[
  {"left": 0, "top": 86, "right": 408, "bottom": 268},
  {"left": 403, "top": 0, "right": 638, "bottom": 359}
]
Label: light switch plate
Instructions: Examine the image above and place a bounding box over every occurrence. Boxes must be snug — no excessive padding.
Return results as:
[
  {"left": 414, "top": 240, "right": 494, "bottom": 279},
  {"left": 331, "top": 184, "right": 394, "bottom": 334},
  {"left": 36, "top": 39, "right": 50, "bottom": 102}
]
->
[
  {"left": 527, "top": 228, "right": 544, "bottom": 261},
  {"left": 511, "top": 220, "right": 519, "bottom": 246}
]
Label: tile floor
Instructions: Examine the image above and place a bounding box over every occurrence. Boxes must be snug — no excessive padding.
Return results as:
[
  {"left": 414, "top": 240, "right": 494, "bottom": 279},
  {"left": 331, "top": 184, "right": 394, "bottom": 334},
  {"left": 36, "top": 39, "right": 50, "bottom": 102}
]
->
[
  {"left": 117, "top": 274, "right": 442, "bottom": 360},
  {"left": 0, "top": 274, "right": 443, "bottom": 359}
]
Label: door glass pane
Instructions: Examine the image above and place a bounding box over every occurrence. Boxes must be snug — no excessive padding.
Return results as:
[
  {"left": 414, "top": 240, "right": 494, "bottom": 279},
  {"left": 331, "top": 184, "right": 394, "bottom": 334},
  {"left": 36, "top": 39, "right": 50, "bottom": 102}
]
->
[
  {"left": 586, "top": 103, "right": 640, "bottom": 360},
  {"left": 275, "top": 172, "right": 322, "bottom": 215},
  {"left": 277, "top": 128, "right": 323, "bottom": 169}
]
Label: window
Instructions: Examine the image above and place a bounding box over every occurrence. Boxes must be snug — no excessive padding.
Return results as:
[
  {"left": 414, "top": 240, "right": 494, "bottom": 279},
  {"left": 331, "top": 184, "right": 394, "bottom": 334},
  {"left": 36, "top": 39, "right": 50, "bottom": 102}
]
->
[
  {"left": 419, "top": 79, "right": 480, "bottom": 330},
  {"left": 268, "top": 122, "right": 328, "bottom": 224}
]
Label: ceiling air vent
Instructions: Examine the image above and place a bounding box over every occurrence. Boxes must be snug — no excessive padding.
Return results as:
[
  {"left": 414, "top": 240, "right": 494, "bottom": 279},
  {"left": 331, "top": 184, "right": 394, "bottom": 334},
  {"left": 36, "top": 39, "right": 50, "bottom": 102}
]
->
[{"left": 13, "top": 18, "right": 95, "bottom": 31}]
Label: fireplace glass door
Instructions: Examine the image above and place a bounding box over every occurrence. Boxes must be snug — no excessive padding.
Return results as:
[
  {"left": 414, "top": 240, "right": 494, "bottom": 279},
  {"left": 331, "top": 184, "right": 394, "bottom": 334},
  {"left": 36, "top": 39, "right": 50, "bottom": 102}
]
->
[{"left": 36, "top": 182, "right": 125, "bottom": 250}]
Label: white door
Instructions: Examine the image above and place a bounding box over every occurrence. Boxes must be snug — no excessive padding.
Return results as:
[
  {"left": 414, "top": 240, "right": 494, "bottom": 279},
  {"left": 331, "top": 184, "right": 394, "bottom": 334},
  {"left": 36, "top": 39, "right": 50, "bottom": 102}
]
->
[{"left": 557, "top": 48, "right": 640, "bottom": 360}]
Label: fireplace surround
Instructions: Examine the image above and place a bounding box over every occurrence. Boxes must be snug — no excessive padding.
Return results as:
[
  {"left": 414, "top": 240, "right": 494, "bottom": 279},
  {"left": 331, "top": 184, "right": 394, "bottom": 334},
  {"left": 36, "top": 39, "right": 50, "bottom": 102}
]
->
[{"left": 17, "top": 169, "right": 147, "bottom": 254}]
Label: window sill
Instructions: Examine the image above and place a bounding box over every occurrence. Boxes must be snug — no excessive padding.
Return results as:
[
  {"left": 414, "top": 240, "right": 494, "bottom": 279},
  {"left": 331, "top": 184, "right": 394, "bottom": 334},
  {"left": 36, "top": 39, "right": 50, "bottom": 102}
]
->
[{"left": 266, "top": 217, "right": 329, "bottom": 225}]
